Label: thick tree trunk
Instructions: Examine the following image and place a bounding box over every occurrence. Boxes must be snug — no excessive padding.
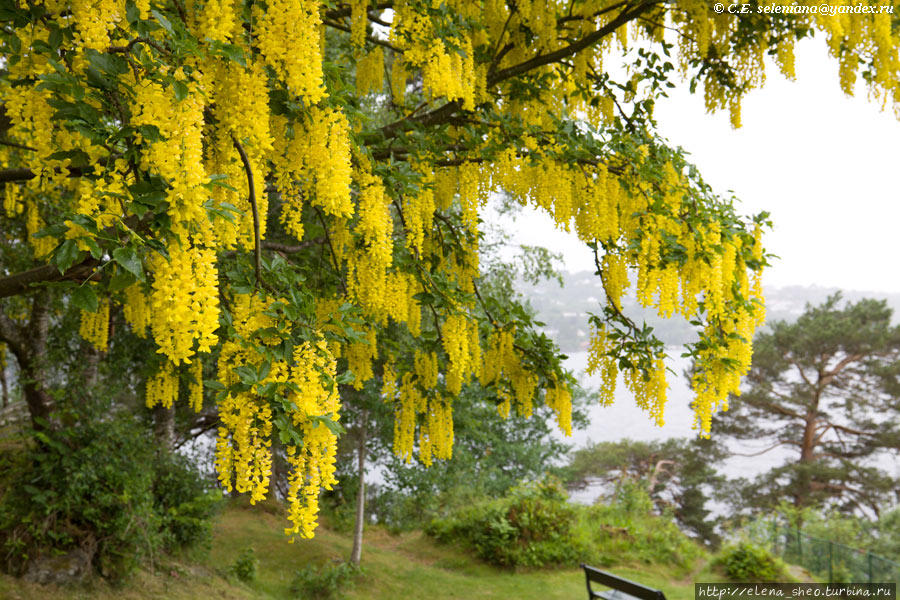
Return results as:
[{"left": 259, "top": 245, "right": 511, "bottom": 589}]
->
[
  {"left": 795, "top": 392, "right": 821, "bottom": 508},
  {"left": 10, "top": 292, "right": 54, "bottom": 429},
  {"left": 350, "top": 411, "right": 368, "bottom": 567}
]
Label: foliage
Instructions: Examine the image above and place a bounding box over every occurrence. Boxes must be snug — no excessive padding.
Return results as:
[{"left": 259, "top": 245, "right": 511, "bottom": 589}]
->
[
  {"left": 228, "top": 546, "right": 258, "bottom": 584},
  {"left": 427, "top": 477, "right": 703, "bottom": 571},
  {"left": 710, "top": 295, "right": 900, "bottom": 517},
  {"left": 290, "top": 561, "right": 361, "bottom": 600},
  {"left": 152, "top": 451, "right": 223, "bottom": 552},
  {"left": 872, "top": 507, "right": 900, "bottom": 560},
  {"left": 0, "top": 402, "right": 219, "bottom": 579},
  {"left": 2, "top": 0, "right": 897, "bottom": 540},
  {"left": 426, "top": 477, "right": 586, "bottom": 568},
  {"left": 713, "top": 542, "right": 786, "bottom": 582},
  {"left": 565, "top": 437, "right": 727, "bottom": 545},
  {"left": 366, "top": 385, "right": 587, "bottom": 531}
]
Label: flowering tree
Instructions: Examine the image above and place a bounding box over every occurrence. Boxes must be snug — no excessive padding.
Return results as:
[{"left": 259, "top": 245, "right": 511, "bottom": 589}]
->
[{"left": 0, "top": 0, "right": 897, "bottom": 538}]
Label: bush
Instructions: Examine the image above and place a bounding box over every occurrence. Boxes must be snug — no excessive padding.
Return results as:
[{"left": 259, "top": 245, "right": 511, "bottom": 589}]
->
[
  {"left": 427, "top": 477, "right": 704, "bottom": 571},
  {"left": 152, "top": 451, "right": 222, "bottom": 552},
  {"left": 0, "top": 406, "right": 220, "bottom": 580},
  {"left": 427, "top": 477, "right": 591, "bottom": 568},
  {"left": 290, "top": 562, "right": 360, "bottom": 599},
  {"left": 229, "top": 547, "right": 258, "bottom": 583},
  {"left": 714, "top": 542, "right": 786, "bottom": 582}
]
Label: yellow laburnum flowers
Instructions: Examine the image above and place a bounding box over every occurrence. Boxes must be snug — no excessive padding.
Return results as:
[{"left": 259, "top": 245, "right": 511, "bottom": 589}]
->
[
  {"left": 256, "top": 0, "right": 326, "bottom": 104},
  {"left": 284, "top": 339, "right": 341, "bottom": 539},
  {"left": 79, "top": 298, "right": 110, "bottom": 352},
  {"left": 148, "top": 242, "right": 220, "bottom": 365},
  {"left": 146, "top": 363, "right": 179, "bottom": 410}
]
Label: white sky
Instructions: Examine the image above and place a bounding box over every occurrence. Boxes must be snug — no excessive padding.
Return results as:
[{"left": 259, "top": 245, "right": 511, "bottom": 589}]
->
[{"left": 496, "top": 37, "right": 900, "bottom": 293}]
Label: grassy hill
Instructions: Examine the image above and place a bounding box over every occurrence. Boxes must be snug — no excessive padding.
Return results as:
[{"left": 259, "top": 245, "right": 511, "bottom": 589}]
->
[{"left": 0, "top": 501, "right": 730, "bottom": 600}]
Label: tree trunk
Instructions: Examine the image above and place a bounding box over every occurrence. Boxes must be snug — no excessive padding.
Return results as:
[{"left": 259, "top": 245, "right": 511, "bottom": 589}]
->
[
  {"left": 18, "top": 292, "right": 53, "bottom": 429},
  {"left": 350, "top": 411, "right": 368, "bottom": 567},
  {"left": 1, "top": 356, "right": 8, "bottom": 408},
  {"left": 153, "top": 404, "right": 175, "bottom": 451}
]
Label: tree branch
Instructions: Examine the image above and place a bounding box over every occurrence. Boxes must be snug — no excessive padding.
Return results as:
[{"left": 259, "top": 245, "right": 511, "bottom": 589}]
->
[{"left": 231, "top": 136, "right": 262, "bottom": 287}]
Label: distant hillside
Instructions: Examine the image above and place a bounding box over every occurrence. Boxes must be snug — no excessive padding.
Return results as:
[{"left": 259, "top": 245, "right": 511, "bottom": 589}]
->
[{"left": 517, "top": 272, "right": 900, "bottom": 353}]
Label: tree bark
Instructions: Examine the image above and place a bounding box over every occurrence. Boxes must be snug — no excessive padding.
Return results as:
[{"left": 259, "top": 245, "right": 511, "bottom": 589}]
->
[
  {"left": 153, "top": 404, "right": 175, "bottom": 451},
  {"left": 350, "top": 410, "right": 368, "bottom": 567},
  {"left": 0, "top": 354, "right": 8, "bottom": 408},
  {"left": 12, "top": 291, "right": 55, "bottom": 429}
]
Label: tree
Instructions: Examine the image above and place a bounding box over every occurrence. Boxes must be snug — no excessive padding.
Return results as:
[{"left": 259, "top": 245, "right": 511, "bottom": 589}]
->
[
  {"left": 712, "top": 295, "right": 900, "bottom": 518},
  {"left": 1, "top": 1, "right": 896, "bottom": 540},
  {"left": 565, "top": 437, "right": 727, "bottom": 544}
]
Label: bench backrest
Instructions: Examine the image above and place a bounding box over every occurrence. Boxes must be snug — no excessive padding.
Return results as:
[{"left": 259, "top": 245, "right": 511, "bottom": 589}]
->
[{"left": 581, "top": 564, "right": 668, "bottom": 600}]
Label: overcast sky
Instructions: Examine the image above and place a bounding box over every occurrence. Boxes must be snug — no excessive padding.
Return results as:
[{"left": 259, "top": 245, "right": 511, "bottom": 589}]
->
[{"left": 495, "top": 37, "right": 900, "bottom": 293}]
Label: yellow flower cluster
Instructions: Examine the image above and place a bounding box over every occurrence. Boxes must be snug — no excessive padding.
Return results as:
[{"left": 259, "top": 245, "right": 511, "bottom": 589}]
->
[
  {"left": 132, "top": 79, "right": 208, "bottom": 236},
  {"left": 207, "top": 59, "right": 273, "bottom": 249},
  {"left": 256, "top": 0, "right": 326, "bottom": 103},
  {"left": 414, "top": 350, "right": 439, "bottom": 388},
  {"left": 586, "top": 325, "right": 617, "bottom": 407},
  {"left": 403, "top": 169, "right": 436, "bottom": 254},
  {"left": 350, "top": 0, "right": 368, "bottom": 46},
  {"left": 216, "top": 388, "right": 274, "bottom": 503},
  {"left": 390, "top": 372, "right": 418, "bottom": 462},
  {"left": 348, "top": 170, "right": 393, "bottom": 313},
  {"left": 146, "top": 362, "right": 179, "bottom": 410},
  {"left": 481, "top": 327, "right": 515, "bottom": 386},
  {"left": 544, "top": 379, "right": 573, "bottom": 437},
  {"left": 272, "top": 106, "right": 354, "bottom": 242},
  {"left": 148, "top": 242, "right": 220, "bottom": 365},
  {"left": 284, "top": 339, "right": 341, "bottom": 538},
  {"left": 190, "top": 360, "right": 204, "bottom": 412},
  {"left": 421, "top": 39, "right": 477, "bottom": 110},
  {"left": 356, "top": 47, "right": 385, "bottom": 95},
  {"left": 346, "top": 328, "right": 378, "bottom": 390},
  {"left": 187, "top": 0, "right": 239, "bottom": 42},
  {"left": 418, "top": 397, "right": 453, "bottom": 466},
  {"left": 385, "top": 367, "right": 455, "bottom": 467},
  {"left": 441, "top": 313, "right": 481, "bottom": 395},
  {"left": 78, "top": 298, "right": 110, "bottom": 352},
  {"left": 71, "top": 0, "right": 123, "bottom": 51},
  {"left": 3, "top": 182, "right": 22, "bottom": 217},
  {"left": 121, "top": 284, "right": 150, "bottom": 338}
]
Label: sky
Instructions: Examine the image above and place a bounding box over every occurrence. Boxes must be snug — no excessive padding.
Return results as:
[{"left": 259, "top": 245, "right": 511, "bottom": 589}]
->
[{"left": 493, "top": 37, "right": 900, "bottom": 293}]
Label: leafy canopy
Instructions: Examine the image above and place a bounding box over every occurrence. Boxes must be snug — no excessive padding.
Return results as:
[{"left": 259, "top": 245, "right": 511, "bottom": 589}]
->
[{"left": 1, "top": 0, "right": 898, "bottom": 537}]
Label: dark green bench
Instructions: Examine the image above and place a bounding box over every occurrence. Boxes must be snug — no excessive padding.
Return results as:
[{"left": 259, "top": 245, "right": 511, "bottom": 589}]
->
[{"left": 581, "top": 564, "right": 667, "bottom": 600}]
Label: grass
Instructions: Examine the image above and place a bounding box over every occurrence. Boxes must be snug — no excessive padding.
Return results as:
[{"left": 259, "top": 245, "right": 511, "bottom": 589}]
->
[{"left": 0, "top": 499, "right": 732, "bottom": 600}]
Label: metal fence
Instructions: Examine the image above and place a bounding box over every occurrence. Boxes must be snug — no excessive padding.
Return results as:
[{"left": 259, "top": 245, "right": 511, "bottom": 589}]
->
[{"left": 755, "top": 520, "right": 900, "bottom": 584}]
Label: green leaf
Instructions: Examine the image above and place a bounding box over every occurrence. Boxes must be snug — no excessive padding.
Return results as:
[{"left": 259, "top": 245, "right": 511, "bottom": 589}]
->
[
  {"left": 173, "top": 79, "right": 188, "bottom": 101},
  {"left": 113, "top": 246, "right": 143, "bottom": 279},
  {"left": 53, "top": 239, "right": 81, "bottom": 274},
  {"left": 108, "top": 267, "right": 137, "bottom": 292},
  {"left": 71, "top": 285, "right": 99, "bottom": 313}
]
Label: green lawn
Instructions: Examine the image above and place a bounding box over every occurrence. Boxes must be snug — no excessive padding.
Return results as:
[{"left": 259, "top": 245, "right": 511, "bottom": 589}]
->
[{"left": 0, "top": 500, "right": 731, "bottom": 600}]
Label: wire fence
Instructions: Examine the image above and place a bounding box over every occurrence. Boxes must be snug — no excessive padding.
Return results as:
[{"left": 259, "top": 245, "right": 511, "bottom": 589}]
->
[{"left": 752, "top": 520, "right": 900, "bottom": 584}]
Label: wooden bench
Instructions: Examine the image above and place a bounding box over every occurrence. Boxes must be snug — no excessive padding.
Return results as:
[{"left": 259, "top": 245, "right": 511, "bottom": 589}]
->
[{"left": 581, "top": 564, "right": 668, "bottom": 600}]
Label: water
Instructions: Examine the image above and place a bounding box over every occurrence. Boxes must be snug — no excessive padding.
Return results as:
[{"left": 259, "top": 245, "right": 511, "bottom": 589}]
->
[{"left": 562, "top": 349, "right": 799, "bottom": 506}]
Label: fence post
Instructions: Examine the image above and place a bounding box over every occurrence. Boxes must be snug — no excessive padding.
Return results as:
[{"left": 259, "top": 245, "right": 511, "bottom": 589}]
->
[{"left": 828, "top": 541, "right": 833, "bottom": 583}]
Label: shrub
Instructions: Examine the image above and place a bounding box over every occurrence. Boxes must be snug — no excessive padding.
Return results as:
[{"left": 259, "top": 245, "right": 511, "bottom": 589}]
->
[
  {"left": 715, "top": 542, "right": 786, "bottom": 582},
  {"left": 229, "top": 546, "right": 258, "bottom": 583},
  {"left": 290, "top": 562, "right": 360, "bottom": 599},
  {"left": 426, "top": 478, "right": 590, "bottom": 568},
  {"left": 152, "top": 451, "right": 222, "bottom": 552},
  {"left": 0, "top": 405, "right": 220, "bottom": 580},
  {"left": 427, "top": 476, "right": 705, "bottom": 571}
]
